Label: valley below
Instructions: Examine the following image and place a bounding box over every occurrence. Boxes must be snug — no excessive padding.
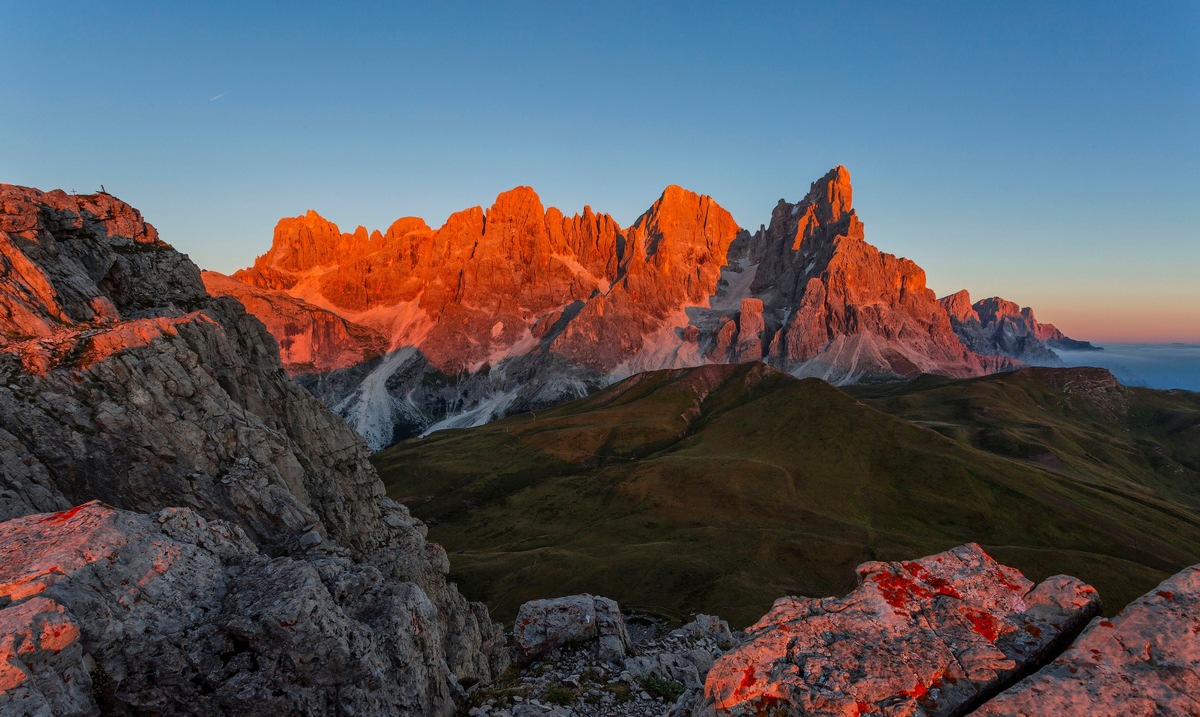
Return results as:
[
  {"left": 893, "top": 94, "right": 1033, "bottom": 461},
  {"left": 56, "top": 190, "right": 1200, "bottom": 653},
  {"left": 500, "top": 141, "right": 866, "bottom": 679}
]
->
[{"left": 376, "top": 363, "right": 1200, "bottom": 628}]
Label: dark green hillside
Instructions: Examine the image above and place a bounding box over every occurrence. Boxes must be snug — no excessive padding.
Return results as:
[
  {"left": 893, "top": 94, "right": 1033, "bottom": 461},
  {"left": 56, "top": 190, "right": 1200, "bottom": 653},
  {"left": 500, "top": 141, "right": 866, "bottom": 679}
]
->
[{"left": 373, "top": 364, "right": 1200, "bottom": 627}]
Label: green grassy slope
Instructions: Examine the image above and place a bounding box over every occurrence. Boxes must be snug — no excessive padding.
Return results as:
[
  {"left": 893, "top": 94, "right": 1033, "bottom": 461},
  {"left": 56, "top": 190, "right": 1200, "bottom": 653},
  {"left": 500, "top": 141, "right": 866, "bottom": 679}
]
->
[{"left": 373, "top": 364, "right": 1200, "bottom": 627}]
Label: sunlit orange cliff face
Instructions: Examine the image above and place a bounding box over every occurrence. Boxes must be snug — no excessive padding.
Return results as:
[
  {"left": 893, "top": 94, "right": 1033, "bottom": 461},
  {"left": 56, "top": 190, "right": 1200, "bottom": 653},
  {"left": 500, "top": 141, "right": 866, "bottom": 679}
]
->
[
  {"left": 204, "top": 166, "right": 1094, "bottom": 446},
  {"left": 215, "top": 166, "right": 1018, "bottom": 380}
]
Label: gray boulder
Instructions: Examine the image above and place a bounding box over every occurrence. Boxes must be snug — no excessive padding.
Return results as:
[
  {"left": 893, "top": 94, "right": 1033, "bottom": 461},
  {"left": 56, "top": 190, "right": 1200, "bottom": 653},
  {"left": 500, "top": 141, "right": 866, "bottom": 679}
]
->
[{"left": 513, "top": 594, "right": 632, "bottom": 663}]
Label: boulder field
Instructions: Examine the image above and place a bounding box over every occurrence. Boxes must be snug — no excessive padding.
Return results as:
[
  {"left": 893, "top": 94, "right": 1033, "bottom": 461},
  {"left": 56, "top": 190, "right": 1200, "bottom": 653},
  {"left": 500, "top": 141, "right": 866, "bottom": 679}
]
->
[{"left": 427, "top": 547, "right": 1198, "bottom": 717}]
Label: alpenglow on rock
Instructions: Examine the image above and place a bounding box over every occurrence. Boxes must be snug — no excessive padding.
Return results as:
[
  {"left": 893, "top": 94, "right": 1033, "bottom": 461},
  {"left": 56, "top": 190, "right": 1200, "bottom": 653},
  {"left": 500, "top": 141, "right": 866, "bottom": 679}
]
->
[
  {"left": 975, "top": 561, "right": 1200, "bottom": 717},
  {"left": 206, "top": 166, "right": 1080, "bottom": 448},
  {"left": 0, "top": 185, "right": 507, "bottom": 715},
  {"left": 692, "top": 544, "right": 1100, "bottom": 716}
]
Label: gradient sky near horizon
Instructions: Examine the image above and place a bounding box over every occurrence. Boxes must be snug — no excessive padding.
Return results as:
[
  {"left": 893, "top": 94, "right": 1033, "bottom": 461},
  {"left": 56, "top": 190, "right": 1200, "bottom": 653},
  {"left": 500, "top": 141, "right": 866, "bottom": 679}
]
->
[{"left": 2, "top": 2, "right": 1197, "bottom": 342}]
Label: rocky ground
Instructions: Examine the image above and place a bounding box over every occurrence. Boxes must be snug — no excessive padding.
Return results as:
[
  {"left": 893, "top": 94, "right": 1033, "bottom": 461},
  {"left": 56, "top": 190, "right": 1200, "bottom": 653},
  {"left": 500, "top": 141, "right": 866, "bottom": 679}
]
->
[
  {"left": 465, "top": 614, "right": 731, "bottom": 717},
  {"left": 460, "top": 545, "right": 1199, "bottom": 717}
]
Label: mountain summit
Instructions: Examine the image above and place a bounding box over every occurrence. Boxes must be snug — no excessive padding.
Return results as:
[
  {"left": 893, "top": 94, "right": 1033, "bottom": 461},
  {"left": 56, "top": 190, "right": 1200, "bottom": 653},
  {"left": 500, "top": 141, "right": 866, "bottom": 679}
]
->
[{"left": 209, "top": 167, "right": 1084, "bottom": 448}]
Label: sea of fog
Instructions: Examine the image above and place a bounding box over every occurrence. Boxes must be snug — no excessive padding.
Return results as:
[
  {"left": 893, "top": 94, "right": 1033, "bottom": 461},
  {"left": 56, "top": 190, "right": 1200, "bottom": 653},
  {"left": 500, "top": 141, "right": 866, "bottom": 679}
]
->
[{"left": 1053, "top": 343, "right": 1200, "bottom": 392}]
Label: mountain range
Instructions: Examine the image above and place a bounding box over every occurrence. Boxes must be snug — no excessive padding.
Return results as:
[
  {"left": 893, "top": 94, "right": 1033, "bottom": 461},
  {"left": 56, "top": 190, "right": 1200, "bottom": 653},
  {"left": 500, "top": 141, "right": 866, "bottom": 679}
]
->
[
  {"left": 206, "top": 166, "right": 1094, "bottom": 449},
  {"left": 0, "top": 181, "right": 1193, "bottom": 717}
]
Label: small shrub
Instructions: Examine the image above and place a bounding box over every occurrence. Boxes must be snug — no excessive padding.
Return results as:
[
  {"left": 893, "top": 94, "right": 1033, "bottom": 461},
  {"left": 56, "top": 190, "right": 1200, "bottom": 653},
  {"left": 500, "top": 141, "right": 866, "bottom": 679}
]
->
[
  {"left": 604, "top": 683, "right": 633, "bottom": 702},
  {"left": 640, "top": 674, "right": 686, "bottom": 702},
  {"left": 543, "top": 683, "right": 576, "bottom": 705}
]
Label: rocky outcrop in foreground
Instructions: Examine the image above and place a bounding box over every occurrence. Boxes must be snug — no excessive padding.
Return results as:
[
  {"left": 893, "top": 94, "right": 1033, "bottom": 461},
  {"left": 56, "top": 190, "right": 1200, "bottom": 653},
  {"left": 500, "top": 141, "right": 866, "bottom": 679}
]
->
[
  {"left": 0, "top": 502, "right": 500, "bottom": 715},
  {"left": 463, "top": 549, "right": 1198, "bottom": 717},
  {"left": 976, "top": 563, "right": 1200, "bottom": 716},
  {"left": 466, "top": 612, "right": 733, "bottom": 717},
  {"left": 692, "top": 544, "right": 1100, "bottom": 716},
  {"left": 0, "top": 185, "right": 506, "bottom": 714},
  {"left": 211, "top": 166, "right": 1040, "bottom": 448}
]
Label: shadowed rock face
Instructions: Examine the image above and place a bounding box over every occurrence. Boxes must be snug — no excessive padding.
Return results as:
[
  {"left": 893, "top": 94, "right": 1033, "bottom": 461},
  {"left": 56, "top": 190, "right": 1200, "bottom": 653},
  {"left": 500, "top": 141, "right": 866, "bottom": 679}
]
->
[
  {"left": 975, "top": 562, "right": 1200, "bottom": 717},
  {"left": 0, "top": 184, "right": 386, "bottom": 553},
  {"left": 937, "top": 289, "right": 1099, "bottom": 363},
  {"left": 213, "top": 167, "right": 1044, "bottom": 448},
  {"left": 0, "top": 502, "right": 500, "bottom": 716},
  {"left": 0, "top": 185, "right": 506, "bottom": 715},
  {"left": 692, "top": 544, "right": 1100, "bottom": 717}
]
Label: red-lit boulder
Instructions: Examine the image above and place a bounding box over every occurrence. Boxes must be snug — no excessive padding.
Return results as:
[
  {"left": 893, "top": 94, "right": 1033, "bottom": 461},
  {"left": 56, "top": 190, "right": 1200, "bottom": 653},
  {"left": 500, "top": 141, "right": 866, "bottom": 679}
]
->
[
  {"left": 975, "top": 563, "right": 1200, "bottom": 716},
  {"left": 695, "top": 544, "right": 1100, "bottom": 716},
  {"left": 0, "top": 597, "right": 91, "bottom": 716}
]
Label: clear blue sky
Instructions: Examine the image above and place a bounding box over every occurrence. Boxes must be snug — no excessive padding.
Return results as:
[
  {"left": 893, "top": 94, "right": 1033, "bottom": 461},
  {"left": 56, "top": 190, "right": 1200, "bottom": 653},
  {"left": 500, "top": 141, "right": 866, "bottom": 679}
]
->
[{"left": 3, "top": 1, "right": 1197, "bottom": 341}]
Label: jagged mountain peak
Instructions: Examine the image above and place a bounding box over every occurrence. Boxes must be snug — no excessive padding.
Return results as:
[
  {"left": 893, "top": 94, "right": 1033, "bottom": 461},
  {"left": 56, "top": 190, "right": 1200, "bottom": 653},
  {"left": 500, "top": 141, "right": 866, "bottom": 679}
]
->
[
  {"left": 939, "top": 289, "right": 979, "bottom": 323},
  {"left": 384, "top": 215, "right": 432, "bottom": 237},
  {"left": 207, "top": 166, "right": 1089, "bottom": 448},
  {"left": 974, "top": 295, "right": 1026, "bottom": 323},
  {"left": 807, "top": 163, "right": 854, "bottom": 223},
  {"left": 629, "top": 183, "right": 740, "bottom": 262},
  {"left": 486, "top": 185, "right": 545, "bottom": 221},
  {"left": 655, "top": 182, "right": 708, "bottom": 205},
  {"left": 940, "top": 291, "right": 1096, "bottom": 362}
]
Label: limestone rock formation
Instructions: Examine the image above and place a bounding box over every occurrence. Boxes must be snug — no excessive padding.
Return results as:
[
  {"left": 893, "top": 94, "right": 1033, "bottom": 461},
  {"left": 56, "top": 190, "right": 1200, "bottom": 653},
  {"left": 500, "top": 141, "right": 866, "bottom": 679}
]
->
[
  {"left": 513, "top": 594, "right": 632, "bottom": 664},
  {"left": 975, "top": 562, "right": 1200, "bottom": 716},
  {"left": 201, "top": 270, "right": 388, "bottom": 374},
  {"left": 0, "top": 185, "right": 506, "bottom": 715},
  {"left": 693, "top": 544, "right": 1100, "bottom": 716},
  {"left": 0, "top": 501, "right": 500, "bottom": 716},
  {"left": 739, "top": 166, "right": 1008, "bottom": 383},
  {"left": 209, "top": 167, "right": 1064, "bottom": 448},
  {"left": 938, "top": 289, "right": 1100, "bottom": 363},
  {"left": 470, "top": 612, "right": 733, "bottom": 717}
]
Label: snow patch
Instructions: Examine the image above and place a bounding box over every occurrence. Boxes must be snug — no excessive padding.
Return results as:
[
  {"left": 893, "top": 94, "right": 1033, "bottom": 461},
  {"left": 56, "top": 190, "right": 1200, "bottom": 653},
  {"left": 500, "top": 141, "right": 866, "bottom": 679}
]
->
[
  {"left": 421, "top": 390, "right": 518, "bottom": 437},
  {"left": 708, "top": 261, "right": 759, "bottom": 311},
  {"left": 331, "top": 347, "right": 426, "bottom": 450}
]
